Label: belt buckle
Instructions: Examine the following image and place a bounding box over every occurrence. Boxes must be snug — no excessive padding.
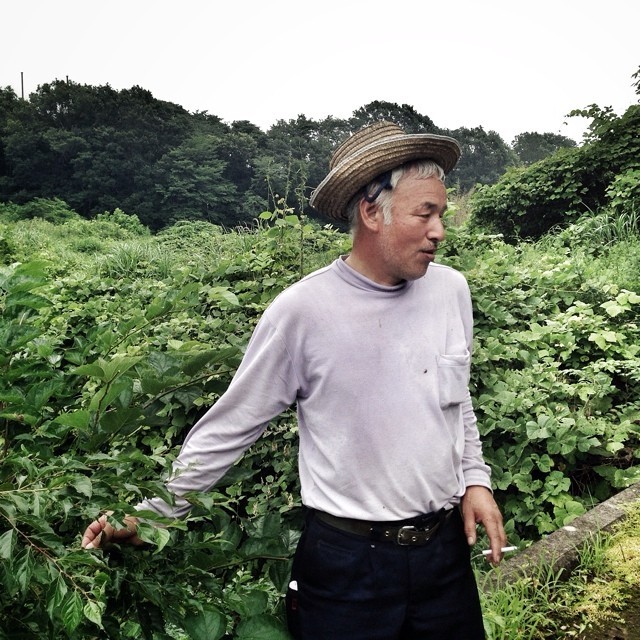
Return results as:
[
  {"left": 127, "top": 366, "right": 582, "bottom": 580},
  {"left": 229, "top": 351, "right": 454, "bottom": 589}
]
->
[{"left": 397, "top": 525, "right": 420, "bottom": 545}]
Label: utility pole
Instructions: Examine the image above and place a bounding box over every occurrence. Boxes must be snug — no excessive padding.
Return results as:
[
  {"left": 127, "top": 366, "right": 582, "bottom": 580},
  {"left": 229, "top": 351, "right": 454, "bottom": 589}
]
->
[{"left": 21, "top": 71, "right": 24, "bottom": 99}]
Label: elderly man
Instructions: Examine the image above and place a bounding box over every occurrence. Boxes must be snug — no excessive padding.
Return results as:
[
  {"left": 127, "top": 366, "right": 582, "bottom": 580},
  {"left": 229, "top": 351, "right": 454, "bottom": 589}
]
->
[{"left": 82, "top": 121, "right": 507, "bottom": 639}]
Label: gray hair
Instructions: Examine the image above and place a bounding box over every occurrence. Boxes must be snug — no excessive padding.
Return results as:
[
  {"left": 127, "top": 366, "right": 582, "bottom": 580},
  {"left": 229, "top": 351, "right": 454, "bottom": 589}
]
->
[{"left": 346, "top": 159, "right": 445, "bottom": 232}]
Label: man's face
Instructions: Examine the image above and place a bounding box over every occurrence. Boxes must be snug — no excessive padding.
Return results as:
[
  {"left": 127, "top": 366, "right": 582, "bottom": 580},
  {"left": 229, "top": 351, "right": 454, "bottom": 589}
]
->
[{"left": 376, "top": 173, "right": 447, "bottom": 285}]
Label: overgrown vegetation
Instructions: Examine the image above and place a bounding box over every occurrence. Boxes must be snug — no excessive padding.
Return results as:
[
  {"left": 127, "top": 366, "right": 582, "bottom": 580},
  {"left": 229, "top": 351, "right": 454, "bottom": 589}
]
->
[
  {"left": 0, "top": 194, "right": 638, "bottom": 637},
  {"left": 1, "top": 70, "right": 639, "bottom": 636},
  {"left": 440, "top": 224, "right": 640, "bottom": 543},
  {"left": 470, "top": 69, "right": 640, "bottom": 241}
]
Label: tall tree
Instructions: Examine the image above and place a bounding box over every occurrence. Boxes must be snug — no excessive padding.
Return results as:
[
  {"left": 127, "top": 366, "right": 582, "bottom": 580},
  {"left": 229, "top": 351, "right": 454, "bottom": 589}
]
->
[
  {"left": 145, "top": 134, "right": 239, "bottom": 228},
  {"left": 350, "top": 101, "right": 438, "bottom": 133},
  {"left": 260, "top": 115, "right": 326, "bottom": 212},
  {"left": 1, "top": 80, "right": 194, "bottom": 216},
  {"left": 0, "top": 87, "right": 24, "bottom": 183},
  {"left": 512, "top": 132, "right": 577, "bottom": 165},
  {"left": 446, "top": 126, "right": 517, "bottom": 191}
]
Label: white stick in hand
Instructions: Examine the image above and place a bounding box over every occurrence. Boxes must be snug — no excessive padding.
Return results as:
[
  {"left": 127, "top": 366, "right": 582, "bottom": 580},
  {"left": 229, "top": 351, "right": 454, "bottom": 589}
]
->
[{"left": 482, "top": 546, "right": 517, "bottom": 556}]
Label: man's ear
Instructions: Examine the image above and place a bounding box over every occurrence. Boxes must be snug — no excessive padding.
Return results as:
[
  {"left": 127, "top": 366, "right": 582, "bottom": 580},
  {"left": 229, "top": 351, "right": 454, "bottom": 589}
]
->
[{"left": 358, "top": 198, "right": 383, "bottom": 232}]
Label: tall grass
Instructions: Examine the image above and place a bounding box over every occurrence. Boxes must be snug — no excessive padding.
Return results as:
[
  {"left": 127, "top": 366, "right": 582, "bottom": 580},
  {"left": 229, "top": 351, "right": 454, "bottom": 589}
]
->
[
  {"left": 95, "top": 241, "right": 176, "bottom": 279},
  {"left": 565, "top": 208, "right": 639, "bottom": 247},
  {"left": 528, "top": 207, "right": 640, "bottom": 293},
  {"left": 479, "top": 506, "right": 640, "bottom": 639},
  {"left": 480, "top": 564, "right": 568, "bottom": 640}
]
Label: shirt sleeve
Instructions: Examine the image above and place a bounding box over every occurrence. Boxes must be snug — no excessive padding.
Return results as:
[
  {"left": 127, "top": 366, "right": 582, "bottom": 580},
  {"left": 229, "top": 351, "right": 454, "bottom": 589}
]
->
[{"left": 136, "top": 313, "right": 301, "bottom": 519}]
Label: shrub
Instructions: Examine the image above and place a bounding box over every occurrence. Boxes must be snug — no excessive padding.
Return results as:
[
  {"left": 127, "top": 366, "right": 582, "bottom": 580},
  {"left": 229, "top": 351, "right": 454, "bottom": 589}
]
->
[
  {"left": 2, "top": 197, "right": 81, "bottom": 224},
  {"left": 94, "top": 208, "right": 150, "bottom": 237},
  {"left": 0, "top": 223, "right": 15, "bottom": 263},
  {"left": 606, "top": 169, "right": 640, "bottom": 219},
  {"left": 470, "top": 105, "right": 640, "bottom": 241}
]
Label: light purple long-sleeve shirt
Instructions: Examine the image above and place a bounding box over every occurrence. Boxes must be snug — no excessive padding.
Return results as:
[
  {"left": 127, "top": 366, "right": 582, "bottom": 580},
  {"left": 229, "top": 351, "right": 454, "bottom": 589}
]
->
[{"left": 137, "top": 256, "right": 492, "bottom": 521}]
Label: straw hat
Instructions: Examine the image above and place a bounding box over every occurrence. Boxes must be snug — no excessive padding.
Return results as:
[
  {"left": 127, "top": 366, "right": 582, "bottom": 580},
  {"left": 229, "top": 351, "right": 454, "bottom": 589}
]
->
[{"left": 310, "top": 121, "right": 461, "bottom": 221}]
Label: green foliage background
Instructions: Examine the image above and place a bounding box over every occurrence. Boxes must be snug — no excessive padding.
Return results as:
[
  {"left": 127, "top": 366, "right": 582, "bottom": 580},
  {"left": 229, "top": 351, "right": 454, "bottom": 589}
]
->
[
  {"left": 1, "top": 196, "right": 639, "bottom": 637},
  {"left": 1, "top": 72, "right": 639, "bottom": 638},
  {"left": 0, "top": 208, "right": 351, "bottom": 638},
  {"left": 471, "top": 103, "right": 640, "bottom": 240},
  {"left": 0, "top": 80, "right": 575, "bottom": 230}
]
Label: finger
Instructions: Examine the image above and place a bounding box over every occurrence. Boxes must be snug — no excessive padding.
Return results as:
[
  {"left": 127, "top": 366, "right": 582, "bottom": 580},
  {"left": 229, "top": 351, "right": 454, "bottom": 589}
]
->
[
  {"left": 487, "top": 547, "right": 503, "bottom": 565},
  {"left": 487, "top": 522, "right": 508, "bottom": 565},
  {"left": 104, "top": 516, "right": 144, "bottom": 547},
  {"left": 81, "top": 515, "right": 107, "bottom": 549},
  {"left": 462, "top": 507, "right": 478, "bottom": 546},
  {"left": 83, "top": 532, "right": 102, "bottom": 550},
  {"left": 81, "top": 528, "right": 96, "bottom": 548},
  {"left": 81, "top": 514, "right": 145, "bottom": 550}
]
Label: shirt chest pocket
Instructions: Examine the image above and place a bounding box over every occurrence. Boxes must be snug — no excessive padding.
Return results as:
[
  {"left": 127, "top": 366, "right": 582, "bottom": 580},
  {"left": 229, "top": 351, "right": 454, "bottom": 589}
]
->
[{"left": 436, "top": 352, "right": 471, "bottom": 408}]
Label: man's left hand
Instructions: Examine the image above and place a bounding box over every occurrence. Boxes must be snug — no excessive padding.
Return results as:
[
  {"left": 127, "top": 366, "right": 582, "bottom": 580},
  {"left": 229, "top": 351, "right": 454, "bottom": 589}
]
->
[{"left": 461, "top": 485, "right": 507, "bottom": 565}]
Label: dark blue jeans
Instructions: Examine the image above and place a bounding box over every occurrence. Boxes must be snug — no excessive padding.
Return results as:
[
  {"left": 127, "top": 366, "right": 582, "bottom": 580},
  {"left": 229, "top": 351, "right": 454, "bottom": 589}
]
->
[{"left": 288, "top": 508, "right": 485, "bottom": 639}]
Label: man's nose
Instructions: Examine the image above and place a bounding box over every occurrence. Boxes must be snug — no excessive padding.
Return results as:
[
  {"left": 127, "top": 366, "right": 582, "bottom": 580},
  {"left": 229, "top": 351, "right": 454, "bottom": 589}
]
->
[{"left": 428, "top": 218, "right": 446, "bottom": 242}]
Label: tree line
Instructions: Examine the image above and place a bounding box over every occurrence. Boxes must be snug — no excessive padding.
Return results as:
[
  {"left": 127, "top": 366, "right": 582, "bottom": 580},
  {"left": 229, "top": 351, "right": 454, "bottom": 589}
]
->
[{"left": 0, "top": 79, "right": 576, "bottom": 230}]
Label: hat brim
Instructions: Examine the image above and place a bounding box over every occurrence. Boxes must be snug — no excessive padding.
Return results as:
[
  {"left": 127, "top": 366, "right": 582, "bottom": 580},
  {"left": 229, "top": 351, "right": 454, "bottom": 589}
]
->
[{"left": 310, "top": 133, "right": 461, "bottom": 222}]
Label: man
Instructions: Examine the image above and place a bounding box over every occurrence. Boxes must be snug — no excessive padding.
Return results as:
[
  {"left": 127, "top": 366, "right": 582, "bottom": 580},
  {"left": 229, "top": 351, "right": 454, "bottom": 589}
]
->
[{"left": 82, "top": 121, "right": 507, "bottom": 639}]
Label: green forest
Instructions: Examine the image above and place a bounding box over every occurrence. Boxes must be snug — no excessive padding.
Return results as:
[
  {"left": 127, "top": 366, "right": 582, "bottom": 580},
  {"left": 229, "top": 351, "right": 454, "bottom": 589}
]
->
[
  {"left": 0, "top": 72, "right": 639, "bottom": 638},
  {"left": 0, "top": 79, "right": 578, "bottom": 231}
]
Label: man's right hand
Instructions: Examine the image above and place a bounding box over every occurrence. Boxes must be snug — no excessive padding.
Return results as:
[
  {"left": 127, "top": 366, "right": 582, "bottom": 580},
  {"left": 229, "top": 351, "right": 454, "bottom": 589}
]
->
[{"left": 81, "top": 513, "right": 145, "bottom": 549}]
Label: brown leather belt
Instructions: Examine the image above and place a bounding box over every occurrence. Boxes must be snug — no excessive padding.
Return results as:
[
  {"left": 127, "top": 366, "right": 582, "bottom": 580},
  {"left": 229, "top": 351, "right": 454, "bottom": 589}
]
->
[{"left": 314, "top": 508, "right": 454, "bottom": 546}]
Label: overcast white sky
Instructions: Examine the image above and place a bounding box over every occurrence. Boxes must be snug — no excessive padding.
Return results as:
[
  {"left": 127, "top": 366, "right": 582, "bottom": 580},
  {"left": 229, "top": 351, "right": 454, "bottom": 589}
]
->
[{"left": 2, "top": 0, "right": 638, "bottom": 144}]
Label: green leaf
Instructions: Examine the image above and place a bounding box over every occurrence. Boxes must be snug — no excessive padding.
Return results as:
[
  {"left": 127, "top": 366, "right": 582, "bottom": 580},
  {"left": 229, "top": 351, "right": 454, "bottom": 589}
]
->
[
  {"left": 0, "top": 529, "right": 15, "bottom": 560},
  {"left": 588, "top": 330, "right": 618, "bottom": 349},
  {"left": 147, "top": 351, "right": 181, "bottom": 376},
  {"left": 601, "top": 300, "right": 627, "bottom": 317},
  {"left": 98, "top": 407, "right": 143, "bottom": 434},
  {"left": 26, "top": 379, "right": 63, "bottom": 411},
  {"left": 15, "top": 547, "right": 34, "bottom": 595},
  {"left": 140, "top": 375, "right": 172, "bottom": 394},
  {"left": 226, "top": 589, "right": 269, "bottom": 618},
  {"left": 46, "top": 573, "right": 68, "bottom": 623},
  {"left": 73, "top": 363, "right": 106, "bottom": 379},
  {"left": 269, "top": 558, "right": 293, "bottom": 593},
  {"left": 144, "top": 297, "right": 173, "bottom": 321},
  {"left": 53, "top": 410, "right": 91, "bottom": 430},
  {"left": 83, "top": 599, "right": 104, "bottom": 628},
  {"left": 4, "top": 291, "right": 51, "bottom": 311},
  {"left": 234, "top": 613, "right": 290, "bottom": 640},
  {"left": 207, "top": 286, "right": 240, "bottom": 307},
  {"left": 182, "top": 347, "right": 239, "bottom": 376},
  {"left": 3, "top": 260, "right": 49, "bottom": 293},
  {"left": 72, "top": 476, "right": 93, "bottom": 498},
  {"left": 182, "top": 605, "right": 227, "bottom": 640},
  {"left": 0, "top": 324, "right": 42, "bottom": 351},
  {"left": 101, "top": 355, "right": 143, "bottom": 380},
  {"left": 61, "top": 591, "right": 83, "bottom": 634},
  {"left": 137, "top": 523, "right": 172, "bottom": 552},
  {"left": 89, "top": 376, "right": 133, "bottom": 411}
]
